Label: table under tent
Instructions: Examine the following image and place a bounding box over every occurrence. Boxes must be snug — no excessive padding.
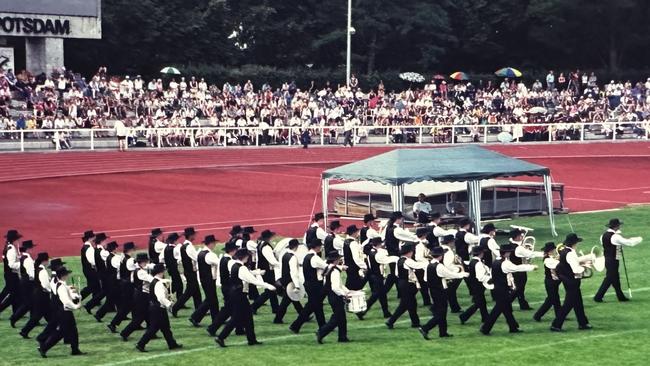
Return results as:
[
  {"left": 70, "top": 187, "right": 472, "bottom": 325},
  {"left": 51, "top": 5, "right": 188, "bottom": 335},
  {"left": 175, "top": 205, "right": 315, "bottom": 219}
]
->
[{"left": 321, "top": 146, "right": 558, "bottom": 236}]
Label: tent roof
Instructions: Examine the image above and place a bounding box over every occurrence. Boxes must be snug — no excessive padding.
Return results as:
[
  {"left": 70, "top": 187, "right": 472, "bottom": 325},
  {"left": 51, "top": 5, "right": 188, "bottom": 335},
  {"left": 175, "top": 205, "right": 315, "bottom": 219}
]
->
[{"left": 322, "top": 146, "right": 550, "bottom": 185}]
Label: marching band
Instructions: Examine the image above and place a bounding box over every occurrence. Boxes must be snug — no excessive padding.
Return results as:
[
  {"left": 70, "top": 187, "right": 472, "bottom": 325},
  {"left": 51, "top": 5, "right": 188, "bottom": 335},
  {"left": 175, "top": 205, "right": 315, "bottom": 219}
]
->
[{"left": 0, "top": 213, "right": 644, "bottom": 357}]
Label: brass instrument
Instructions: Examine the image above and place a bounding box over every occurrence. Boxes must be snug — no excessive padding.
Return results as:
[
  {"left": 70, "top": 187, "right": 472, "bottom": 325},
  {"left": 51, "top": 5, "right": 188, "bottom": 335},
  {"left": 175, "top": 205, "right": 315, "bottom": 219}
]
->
[
  {"left": 511, "top": 225, "right": 536, "bottom": 264},
  {"left": 579, "top": 246, "right": 605, "bottom": 279},
  {"left": 160, "top": 278, "right": 176, "bottom": 305}
]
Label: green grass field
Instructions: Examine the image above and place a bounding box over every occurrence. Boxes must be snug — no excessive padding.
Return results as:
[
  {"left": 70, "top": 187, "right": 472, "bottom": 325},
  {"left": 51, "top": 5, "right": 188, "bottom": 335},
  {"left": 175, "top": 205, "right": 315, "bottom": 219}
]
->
[{"left": 1, "top": 207, "right": 648, "bottom": 366}]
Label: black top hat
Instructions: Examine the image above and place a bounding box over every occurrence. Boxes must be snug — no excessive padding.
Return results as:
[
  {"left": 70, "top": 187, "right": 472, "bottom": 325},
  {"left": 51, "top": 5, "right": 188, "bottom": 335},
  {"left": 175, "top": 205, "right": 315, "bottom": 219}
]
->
[
  {"left": 346, "top": 225, "right": 360, "bottom": 236},
  {"left": 471, "top": 246, "right": 485, "bottom": 256},
  {"left": 607, "top": 218, "right": 623, "bottom": 228},
  {"left": 325, "top": 250, "right": 342, "bottom": 262},
  {"left": 509, "top": 229, "right": 524, "bottom": 239},
  {"left": 243, "top": 226, "right": 256, "bottom": 234},
  {"left": 166, "top": 233, "right": 180, "bottom": 243},
  {"left": 481, "top": 223, "right": 496, "bottom": 234},
  {"left": 94, "top": 232, "right": 108, "bottom": 243},
  {"left": 415, "top": 227, "right": 429, "bottom": 238},
  {"left": 313, "top": 212, "right": 325, "bottom": 222},
  {"left": 234, "top": 248, "right": 250, "bottom": 260},
  {"left": 260, "top": 229, "right": 276, "bottom": 240},
  {"left": 363, "top": 213, "right": 376, "bottom": 223},
  {"left": 135, "top": 253, "right": 150, "bottom": 263},
  {"left": 564, "top": 233, "right": 583, "bottom": 246},
  {"left": 542, "top": 242, "right": 556, "bottom": 252},
  {"left": 223, "top": 241, "right": 239, "bottom": 252},
  {"left": 288, "top": 239, "right": 300, "bottom": 249},
  {"left": 329, "top": 220, "right": 342, "bottom": 231},
  {"left": 229, "top": 225, "right": 243, "bottom": 236},
  {"left": 430, "top": 212, "right": 441, "bottom": 220},
  {"left": 184, "top": 227, "right": 197, "bottom": 237},
  {"left": 151, "top": 263, "right": 166, "bottom": 276},
  {"left": 106, "top": 241, "right": 119, "bottom": 251},
  {"left": 151, "top": 228, "right": 163, "bottom": 237},
  {"left": 35, "top": 252, "right": 49, "bottom": 263},
  {"left": 203, "top": 234, "right": 218, "bottom": 244},
  {"left": 458, "top": 218, "right": 472, "bottom": 227},
  {"left": 441, "top": 234, "right": 455, "bottom": 244},
  {"left": 20, "top": 240, "right": 35, "bottom": 250},
  {"left": 48, "top": 258, "right": 65, "bottom": 269},
  {"left": 123, "top": 242, "right": 136, "bottom": 251},
  {"left": 5, "top": 229, "right": 22, "bottom": 243},
  {"left": 431, "top": 246, "right": 448, "bottom": 257},
  {"left": 307, "top": 239, "right": 323, "bottom": 249},
  {"left": 400, "top": 243, "right": 415, "bottom": 255},
  {"left": 56, "top": 266, "right": 72, "bottom": 278},
  {"left": 390, "top": 211, "right": 403, "bottom": 220},
  {"left": 82, "top": 230, "right": 95, "bottom": 241},
  {"left": 499, "top": 243, "right": 516, "bottom": 253}
]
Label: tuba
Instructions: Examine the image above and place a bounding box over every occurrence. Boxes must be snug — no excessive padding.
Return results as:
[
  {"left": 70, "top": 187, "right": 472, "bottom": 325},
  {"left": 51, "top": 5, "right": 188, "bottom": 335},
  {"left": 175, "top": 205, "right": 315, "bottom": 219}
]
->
[
  {"left": 511, "top": 225, "right": 536, "bottom": 264},
  {"left": 580, "top": 246, "right": 605, "bottom": 278}
]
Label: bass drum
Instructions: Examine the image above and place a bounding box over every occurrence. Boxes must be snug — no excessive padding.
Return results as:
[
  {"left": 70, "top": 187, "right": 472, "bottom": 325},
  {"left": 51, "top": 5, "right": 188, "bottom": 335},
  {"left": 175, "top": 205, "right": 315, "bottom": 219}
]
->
[{"left": 286, "top": 282, "right": 306, "bottom": 302}]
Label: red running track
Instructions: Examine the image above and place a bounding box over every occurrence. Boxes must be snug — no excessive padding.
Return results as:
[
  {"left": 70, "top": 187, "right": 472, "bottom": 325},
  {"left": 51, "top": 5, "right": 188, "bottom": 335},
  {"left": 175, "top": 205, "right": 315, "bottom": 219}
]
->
[{"left": 1, "top": 141, "right": 649, "bottom": 256}]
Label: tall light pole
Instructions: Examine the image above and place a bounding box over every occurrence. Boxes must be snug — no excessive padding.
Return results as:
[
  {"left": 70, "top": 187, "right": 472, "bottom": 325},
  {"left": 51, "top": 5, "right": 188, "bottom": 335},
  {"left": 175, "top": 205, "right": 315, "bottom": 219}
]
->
[{"left": 346, "top": 0, "right": 352, "bottom": 87}]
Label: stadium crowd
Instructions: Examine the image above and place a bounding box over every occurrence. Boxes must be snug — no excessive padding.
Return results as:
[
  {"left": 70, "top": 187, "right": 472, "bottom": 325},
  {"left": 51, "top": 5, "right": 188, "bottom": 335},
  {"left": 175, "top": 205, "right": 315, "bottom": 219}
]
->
[{"left": 1, "top": 66, "right": 650, "bottom": 147}]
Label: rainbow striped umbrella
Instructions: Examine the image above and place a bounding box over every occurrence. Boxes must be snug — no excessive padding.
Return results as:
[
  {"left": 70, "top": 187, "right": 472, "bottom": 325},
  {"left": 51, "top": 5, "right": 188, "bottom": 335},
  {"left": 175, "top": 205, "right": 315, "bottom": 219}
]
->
[
  {"left": 495, "top": 67, "right": 522, "bottom": 78},
  {"left": 449, "top": 71, "right": 469, "bottom": 81}
]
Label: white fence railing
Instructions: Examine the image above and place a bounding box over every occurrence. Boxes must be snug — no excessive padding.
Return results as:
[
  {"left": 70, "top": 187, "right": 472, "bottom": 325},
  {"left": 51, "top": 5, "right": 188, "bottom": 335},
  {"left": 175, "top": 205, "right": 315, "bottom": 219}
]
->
[{"left": 0, "top": 121, "right": 647, "bottom": 152}]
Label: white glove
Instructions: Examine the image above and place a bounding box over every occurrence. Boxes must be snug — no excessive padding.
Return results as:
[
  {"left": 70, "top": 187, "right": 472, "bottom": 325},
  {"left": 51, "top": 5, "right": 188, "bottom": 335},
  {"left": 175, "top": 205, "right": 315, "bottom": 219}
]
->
[
  {"left": 462, "top": 272, "right": 470, "bottom": 278},
  {"left": 264, "top": 283, "right": 276, "bottom": 291}
]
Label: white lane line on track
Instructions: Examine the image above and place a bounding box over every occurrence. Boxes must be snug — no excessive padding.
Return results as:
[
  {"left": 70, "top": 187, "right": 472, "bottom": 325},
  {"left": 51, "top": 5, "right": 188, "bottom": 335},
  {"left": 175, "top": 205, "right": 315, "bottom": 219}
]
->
[
  {"left": 565, "top": 197, "right": 633, "bottom": 204},
  {"left": 566, "top": 185, "right": 650, "bottom": 192},
  {"left": 97, "top": 287, "right": 650, "bottom": 366},
  {"left": 231, "top": 169, "right": 320, "bottom": 180}
]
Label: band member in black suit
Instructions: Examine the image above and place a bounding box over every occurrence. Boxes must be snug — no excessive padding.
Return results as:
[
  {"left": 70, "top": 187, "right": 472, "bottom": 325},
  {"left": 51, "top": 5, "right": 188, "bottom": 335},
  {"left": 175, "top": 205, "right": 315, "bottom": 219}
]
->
[
  {"left": 382, "top": 212, "right": 419, "bottom": 295},
  {"left": 480, "top": 244, "right": 536, "bottom": 335},
  {"left": 455, "top": 218, "right": 479, "bottom": 263},
  {"left": 190, "top": 235, "right": 221, "bottom": 327},
  {"left": 35, "top": 258, "right": 66, "bottom": 344},
  {"left": 79, "top": 230, "right": 95, "bottom": 300},
  {"left": 19, "top": 252, "right": 49, "bottom": 338},
  {"left": 342, "top": 225, "right": 367, "bottom": 290},
  {"left": 414, "top": 227, "right": 432, "bottom": 306},
  {"left": 83, "top": 232, "right": 109, "bottom": 313},
  {"left": 227, "top": 225, "right": 243, "bottom": 247},
  {"left": 323, "top": 221, "right": 343, "bottom": 256},
  {"left": 357, "top": 237, "right": 398, "bottom": 320},
  {"left": 551, "top": 234, "right": 593, "bottom": 332},
  {"left": 119, "top": 253, "right": 154, "bottom": 341},
  {"left": 161, "top": 233, "right": 183, "bottom": 298},
  {"left": 0, "top": 229, "right": 22, "bottom": 316},
  {"left": 360, "top": 213, "right": 380, "bottom": 245},
  {"left": 478, "top": 224, "right": 499, "bottom": 267},
  {"left": 148, "top": 228, "right": 164, "bottom": 264},
  {"left": 305, "top": 213, "right": 327, "bottom": 245},
  {"left": 419, "top": 246, "right": 469, "bottom": 339},
  {"left": 136, "top": 264, "right": 183, "bottom": 352},
  {"left": 316, "top": 251, "right": 351, "bottom": 344},
  {"left": 510, "top": 229, "right": 544, "bottom": 310},
  {"left": 38, "top": 266, "right": 85, "bottom": 358},
  {"left": 94, "top": 241, "right": 120, "bottom": 322},
  {"left": 385, "top": 243, "right": 428, "bottom": 329},
  {"left": 290, "top": 239, "right": 328, "bottom": 333},
  {"left": 534, "top": 242, "right": 562, "bottom": 322},
  {"left": 215, "top": 249, "right": 277, "bottom": 347},
  {"left": 172, "top": 227, "right": 202, "bottom": 316},
  {"left": 252, "top": 230, "right": 280, "bottom": 314},
  {"left": 594, "top": 219, "right": 642, "bottom": 302},
  {"left": 10, "top": 239, "right": 36, "bottom": 327},
  {"left": 108, "top": 242, "right": 138, "bottom": 332},
  {"left": 459, "top": 246, "right": 492, "bottom": 325},
  {"left": 439, "top": 235, "right": 463, "bottom": 313},
  {"left": 273, "top": 239, "right": 304, "bottom": 324},
  {"left": 207, "top": 241, "right": 239, "bottom": 336}
]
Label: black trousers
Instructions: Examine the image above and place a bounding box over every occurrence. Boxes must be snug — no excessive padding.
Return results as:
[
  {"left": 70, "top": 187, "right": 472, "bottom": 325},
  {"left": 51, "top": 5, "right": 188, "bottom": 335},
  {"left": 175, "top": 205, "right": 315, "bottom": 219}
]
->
[
  {"left": 42, "top": 309, "right": 79, "bottom": 353},
  {"left": 414, "top": 269, "right": 431, "bottom": 306},
  {"left": 0, "top": 272, "right": 20, "bottom": 314},
  {"left": 208, "top": 289, "right": 234, "bottom": 335},
  {"left": 422, "top": 288, "right": 448, "bottom": 336},
  {"left": 317, "top": 294, "right": 347, "bottom": 341},
  {"left": 481, "top": 289, "right": 519, "bottom": 333},
  {"left": 512, "top": 272, "right": 531, "bottom": 308},
  {"left": 109, "top": 281, "right": 135, "bottom": 327},
  {"left": 80, "top": 268, "right": 97, "bottom": 300},
  {"left": 534, "top": 278, "right": 561, "bottom": 320},
  {"left": 290, "top": 282, "right": 326, "bottom": 331},
  {"left": 36, "top": 300, "right": 59, "bottom": 343},
  {"left": 594, "top": 258, "right": 626, "bottom": 301},
  {"left": 446, "top": 279, "right": 462, "bottom": 312},
  {"left": 120, "top": 290, "right": 149, "bottom": 339},
  {"left": 95, "top": 278, "right": 118, "bottom": 320},
  {"left": 387, "top": 281, "right": 419, "bottom": 327},
  {"left": 384, "top": 262, "right": 398, "bottom": 297},
  {"left": 459, "top": 286, "right": 488, "bottom": 324},
  {"left": 84, "top": 272, "right": 106, "bottom": 311},
  {"left": 10, "top": 279, "right": 35, "bottom": 323},
  {"left": 552, "top": 278, "right": 589, "bottom": 329},
  {"left": 343, "top": 130, "right": 353, "bottom": 146},
  {"left": 274, "top": 288, "right": 304, "bottom": 323},
  {"left": 137, "top": 305, "right": 178, "bottom": 349},
  {"left": 21, "top": 290, "right": 51, "bottom": 335},
  {"left": 191, "top": 282, "right": 219, "bottom": 324},
  {"left": 218, "top": 292, "right": 257, "bottom": 344},
  {"left": 251, "top": 271, "right": 278, "bottom": 313},
  {"left": 365, "top": 274, "right": 391, "bottom": 317},
  {"left": 173, "top": 271, "right": 202, "bottom": 313},
  {"left": 169, "top": 270, "right": 183, "bottom": 296}
]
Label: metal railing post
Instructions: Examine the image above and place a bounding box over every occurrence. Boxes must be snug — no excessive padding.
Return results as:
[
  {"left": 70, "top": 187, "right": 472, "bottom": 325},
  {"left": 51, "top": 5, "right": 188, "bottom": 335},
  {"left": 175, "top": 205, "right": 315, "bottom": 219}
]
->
[
  {"left": 581, "top": 123, "right": 585, "bottom": 141},
  {"left": 483, "top": 126, "right": 488, "bottom": 143},
  {"left": 451, "top": 126, "right": 456, "bottom": 144},
  {"left": 321, "top": 126, "right": 325, "bottom": 145},
  {"left": 90, "top": 131, "right": 94, "bottom": 150},
  {"left": 418, "top": 127, "right": 423, "bottom": 144},
  {"left": 612, "top": 124, "right": 616, "bottom": 141},
  {"left": 385, "top": 127, "right": 390, "bottom": 144},
  {"left": 288, "top": 127, "right": 292, "bottom": 146},
  {"left": 548, "top": 125, "right": 553, "bottom": 142},
  {"left": 20, "top": 130, "right": 24, "bottom": 152}
]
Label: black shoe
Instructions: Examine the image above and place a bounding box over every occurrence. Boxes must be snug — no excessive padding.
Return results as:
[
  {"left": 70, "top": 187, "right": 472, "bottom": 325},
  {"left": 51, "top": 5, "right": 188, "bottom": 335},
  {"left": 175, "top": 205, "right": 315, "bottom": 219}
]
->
[
  {"left": 385, "top": 321, "right": 394, "bottom": 330},
  {"left": 450, "top": 308, "right": 462, "bottom": 314},
  {"left": 189, "top": 318, "right": 200, "bottom": 328},
  {"left": 248, "top": 340, "right": 263, "bottom": 346},
  {"left": 410, "top": 323, "right": 420, "bottom": 328},
  {"left": 418, "top": 327, "right": 430, "bottom": 340},
  {"left": 169, "top": 343, "right": 183, "bottom": 350},
  {"left": 618, "top": 297, "right": 630, "bottom": 302},
  {"left": 71, "top": 350, "right": 87, "bottom": 356},
  {"left": 215, "top": 337, "right": 226, "bottom": 348},
  {"left": 107, "top": 324, "right": 117, "bottom": 333},
  {"left": 338, "top": 338, "right": 351, "bottom": 343},
  {"left": 440, "top": 333, "right": 454, "bottom": 338},
  {"left": 510, "top": 329, "right": 524, "bottom": 334},
  {"left": 37, "top": 347, "right": 47, "bottom": 358},
  {"left": 84, "top": 306, "right": 92, "bottom": 315},
  {"left": 135, "top": 325, "right": 146, "bottom": 331},
  {"left": 316, "top": 332, "right": 324, "bottom": 344},
  {"left": 94, "top": 314, "right": 103, "bottom": 323},
  {"left": 272, "top": 319, "right": 284, "bottom": 324},
  {"left": 171, "top": 309, "right": 179, "bottom": 318},
  {"left": 533, "top": 315, "right": 542, "bottom": 322},
  {"left": 479, "top": 327, "right": 490, "bottom": 336},
  {"left": 289, "top": 326, "right": 299, "bottom": 334},
  {"left": 19, "top": 331, "right": 30, "bottom": 339},
  {"left": 356, "top": 311, "right": 365, "bottom": 320},
  {"left": 10, "top": 319, "right": 17, "bottom": 328},
  {"left": 120, "top": 334, "right": 128, "bottom": 342},
  {"left": 579, "top": 324, "right": 593, "bottom": 330},
  {"left": 593, "top": 297, "right": 604, "bottom": 303},
  {"left": 135, "top": 344, "right": 147, "bottom": 353},
  {"left": 383, "top": 312, "right": 392, "bottom": 319},
  {"left": 207, "top": 328, "right": 217, "bottom": 337},
  {"left": 550, "top": 326, "right": 563, "bottom": 332},
  {"left": 459, "top": 315, "right": 467, "bottom": 325},
  {"left": 520, "top": 305, "right": 533, "bottom": 311}
]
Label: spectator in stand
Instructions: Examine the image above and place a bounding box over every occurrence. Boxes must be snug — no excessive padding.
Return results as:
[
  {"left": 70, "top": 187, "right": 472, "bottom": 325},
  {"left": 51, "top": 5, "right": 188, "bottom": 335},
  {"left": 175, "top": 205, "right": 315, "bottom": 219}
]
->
[
  {"left": 114, "top": 119, "right": 128, "bottom": 152},
  {"left": 546, "top": 71, "right": 555, "bottom": 91}
]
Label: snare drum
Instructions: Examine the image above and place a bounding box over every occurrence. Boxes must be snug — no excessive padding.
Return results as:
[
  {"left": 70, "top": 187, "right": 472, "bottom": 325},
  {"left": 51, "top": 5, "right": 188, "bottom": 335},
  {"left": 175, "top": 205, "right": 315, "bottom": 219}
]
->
[{"left": 346, "top": 290, "right": 367, "bottom": 313}]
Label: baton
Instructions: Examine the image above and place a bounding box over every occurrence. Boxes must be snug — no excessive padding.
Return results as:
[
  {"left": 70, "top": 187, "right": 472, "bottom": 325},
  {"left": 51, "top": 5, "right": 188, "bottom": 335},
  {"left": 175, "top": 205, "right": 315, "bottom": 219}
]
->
[{"left": 620, "top": 247, "right": 632, "bottom": 298}]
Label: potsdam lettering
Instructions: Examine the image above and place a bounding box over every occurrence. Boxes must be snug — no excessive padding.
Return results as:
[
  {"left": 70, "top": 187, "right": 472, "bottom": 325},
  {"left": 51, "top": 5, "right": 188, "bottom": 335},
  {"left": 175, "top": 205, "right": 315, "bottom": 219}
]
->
[{"left": 0, "top": 16, "right": 70, "bottom": 35}]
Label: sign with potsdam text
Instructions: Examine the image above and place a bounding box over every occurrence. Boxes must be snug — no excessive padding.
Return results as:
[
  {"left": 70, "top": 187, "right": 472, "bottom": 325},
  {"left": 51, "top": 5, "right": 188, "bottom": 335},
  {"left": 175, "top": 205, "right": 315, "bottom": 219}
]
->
[{"left": 0, "top": 12, "right": 101, "bottom": 39}]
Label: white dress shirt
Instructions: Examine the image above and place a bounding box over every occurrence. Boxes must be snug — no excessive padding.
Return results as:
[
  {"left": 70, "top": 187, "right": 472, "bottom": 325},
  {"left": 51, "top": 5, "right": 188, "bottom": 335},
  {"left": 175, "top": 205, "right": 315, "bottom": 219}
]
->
[
  {"left": 153, "top": 278, "right": 173, "bottom": 308},
  {"left": 85, "top": 244, "right": 96, "bottom": 267},
  {"left": 22, "top": 253, "right": 35, "bottom": 279},
  {"left": 38, "top": 264, "right": 51, "bottom": 292},
  {"left": 425, "top": 258, "right": 469, "bottom": 284},
  {"left": 304, "top": 223, "right": 328, "bottom": 242},
  {"left": 361, "top": 227, "right": 381, "bottom": 246},
  {"left": 346, "top": 237, "right": 367, "bottom": 269},
  {"left": 414, "top": 240, "right": 430, "bottom": 262},
  {"left": 260, "top": 243, "right": 280, "bottom": 269},
  {"left": 6, "top": 244, "right": 20, "bottom": 272},
  {"left": 154, "top": 240, "right": 166, "bottom": 254},
  {"left": 111, "top": 253, "right": 123, "bottom": 279},
  {"left": 431, "top": 223, "right": 457, "bottom": 238},
  {"left": 383, "top": 224, "right": 419, "bottom": 242},
  {"left": 328, "top": 266, "right": 350, "bottom": 296},
  {"left": 413, "top": 201, "right": 432, "bottom": 214},
  {"left": 198, "top": 246, "right": 220, "bottom": 279},
  {"left": 279, "top": 252, "right": 302, "bottom": 287},
  {"left": 99, "top": 246, "right": 109, "bottom": 263},
  {"left": 512, "top": 239, "right": 544, "bottom": 260},
  {"left": 367, "top": 248, "right": 399, "bottom": 276},
  {"left": 501, "top": 258, "right": 536, "bottom": 274},
  {"left": 564, "top": 247, "right": 585, "bottom": 276},
  {"left": 57, "top": 281, "right": 82, "bottom": 311},
  {"left": 332, "top": 235, "right": 345, "bottom": 255},
  {"left": 160, "top": 244, "right": 182, "bottom": 264},
  {"left": 481, "top": 234, "right": 501, "bottom": 259},
  {"left": 183, "top": 240, "right": 199, "bottom": 271},
  {"left": 602, "top": 229, "right": 643, "bottom": 260},
  {"left": 458, "top": 229, "right": 480, "bottom": 246},
  {"left": 232, "top": 259, "right": 276, "bottom": 292},
  {"left": 307, "top": 250, "right": 329, "bottom": 280},
  {"left": 472, "top": 257, "right": 493, "bottom": 289}
]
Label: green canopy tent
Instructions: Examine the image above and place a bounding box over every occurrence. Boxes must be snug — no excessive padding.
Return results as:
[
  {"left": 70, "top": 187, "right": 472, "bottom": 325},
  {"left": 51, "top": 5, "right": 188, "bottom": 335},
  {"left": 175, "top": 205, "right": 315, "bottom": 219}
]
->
[{"left": 321, "top": 146, "right": 558, "bottom": 236}]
